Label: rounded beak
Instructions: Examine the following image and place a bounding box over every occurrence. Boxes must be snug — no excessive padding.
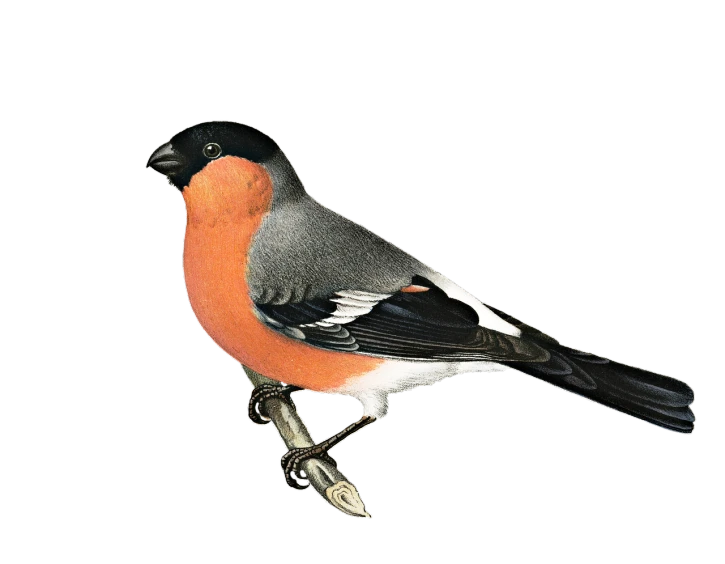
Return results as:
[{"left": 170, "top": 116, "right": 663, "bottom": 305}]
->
[{"left": 147, "top": 142, "right": 184, "bottom": 175}]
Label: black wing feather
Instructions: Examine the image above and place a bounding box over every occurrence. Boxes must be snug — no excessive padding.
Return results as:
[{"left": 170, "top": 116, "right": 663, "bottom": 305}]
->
[
  {"left": 256, "top": 298, "right": 336, "bottom": 326},
  {"left": 254, "top": 278, "right": 547, "bottom": 362}
]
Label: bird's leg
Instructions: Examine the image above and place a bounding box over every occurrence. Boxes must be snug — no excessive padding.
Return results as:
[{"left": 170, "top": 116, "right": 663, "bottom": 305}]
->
[
  {"left": 248, "top": 384, "right": 302, "bottom": 424},
  {"left": 281, "top": 415, "right": 376, "bottom": 489}
]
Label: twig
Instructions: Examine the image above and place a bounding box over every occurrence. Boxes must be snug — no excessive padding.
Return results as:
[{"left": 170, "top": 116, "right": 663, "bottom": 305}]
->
[{"left": 242, "top": 365, "right": 370, "bottom": 517}]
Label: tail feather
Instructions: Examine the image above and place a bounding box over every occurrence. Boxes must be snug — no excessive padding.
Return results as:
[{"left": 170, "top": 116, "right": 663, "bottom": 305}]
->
[{"left": 486, "top": 306, "right": 695, "bottom": 433}]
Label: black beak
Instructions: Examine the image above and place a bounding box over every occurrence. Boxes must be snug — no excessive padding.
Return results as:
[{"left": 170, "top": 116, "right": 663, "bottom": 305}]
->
[{"left": 147, "top": 142, "right": 184, "bottom": 175}]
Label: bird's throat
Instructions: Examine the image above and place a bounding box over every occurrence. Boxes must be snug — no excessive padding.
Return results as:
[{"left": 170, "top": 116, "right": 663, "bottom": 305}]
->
[{"left": 182, "top": 156, "right": 274, "bottom": 226}]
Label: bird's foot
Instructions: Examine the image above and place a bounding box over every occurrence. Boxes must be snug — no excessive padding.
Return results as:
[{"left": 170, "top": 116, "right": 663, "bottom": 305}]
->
[
  {"left": 248, "top": 384, "right": 302, "bottom": 424},
  {"left": 281, "top": 445, "right": 338, "bottom": 489}
]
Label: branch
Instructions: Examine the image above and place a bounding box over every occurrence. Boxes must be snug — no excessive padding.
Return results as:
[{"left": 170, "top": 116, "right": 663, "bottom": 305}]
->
[{"left": 242, "top": 366, "right": 370, "bottom": 517}]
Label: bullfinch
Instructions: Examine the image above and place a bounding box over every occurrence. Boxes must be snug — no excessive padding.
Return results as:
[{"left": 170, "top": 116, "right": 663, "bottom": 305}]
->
[{"left": 148, "top": 122, "right": 695, "bottom": 489}]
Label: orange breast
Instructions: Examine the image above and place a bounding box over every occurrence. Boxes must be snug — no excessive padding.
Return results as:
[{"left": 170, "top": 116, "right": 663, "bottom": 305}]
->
[{"left": 182, "top": 156, "right": 382, "bottom": 391}]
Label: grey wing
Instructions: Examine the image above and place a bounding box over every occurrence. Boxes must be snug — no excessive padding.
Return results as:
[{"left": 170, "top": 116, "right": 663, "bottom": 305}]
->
[{"left": 247, "top": 196, "right": 426, "bottom": 302}]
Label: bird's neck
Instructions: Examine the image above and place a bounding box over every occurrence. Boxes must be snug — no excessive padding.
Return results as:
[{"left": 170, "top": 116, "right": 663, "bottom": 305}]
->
[{"left": 263, "top": 150, "right": 307, "bottom": 206}]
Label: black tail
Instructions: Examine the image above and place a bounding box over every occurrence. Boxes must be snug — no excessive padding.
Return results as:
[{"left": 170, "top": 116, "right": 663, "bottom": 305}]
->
[{"left": 487, "top": 306, "right": 695, "bottom": 433}]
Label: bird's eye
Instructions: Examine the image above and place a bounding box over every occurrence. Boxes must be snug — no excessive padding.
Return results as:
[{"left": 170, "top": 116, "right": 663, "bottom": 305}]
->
[{"left": 203, "top": 143, "right": 222, "bottom": 159}]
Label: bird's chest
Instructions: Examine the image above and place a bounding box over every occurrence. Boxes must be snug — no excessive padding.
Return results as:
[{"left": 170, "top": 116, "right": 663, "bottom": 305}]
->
[
  {"left": 182, "top": 221, "right": 383, "bottom": 390},
  {"left": 183, "top": 221, "right": 262, "bottom": 362}
]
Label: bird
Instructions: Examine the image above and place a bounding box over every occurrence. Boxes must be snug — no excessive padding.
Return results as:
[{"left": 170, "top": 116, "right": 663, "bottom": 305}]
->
[{"left": 147, "top": 121, "right": 695, "bottom": 488}]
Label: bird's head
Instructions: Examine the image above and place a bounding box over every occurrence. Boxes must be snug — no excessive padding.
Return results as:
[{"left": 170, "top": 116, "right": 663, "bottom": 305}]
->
[{"left": 148, "top": 122, "right": 305, "bottom": 220}]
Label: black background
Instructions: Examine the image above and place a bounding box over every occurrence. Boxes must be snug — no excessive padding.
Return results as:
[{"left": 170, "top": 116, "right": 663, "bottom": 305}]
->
[{"left": 136, "top": 114, "right": 720, "bottom": 519}]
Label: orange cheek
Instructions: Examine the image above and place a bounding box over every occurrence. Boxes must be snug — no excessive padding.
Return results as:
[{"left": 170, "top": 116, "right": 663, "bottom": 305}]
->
[{"left": 183, "top": 156, "right": 273, "bottom": 223}]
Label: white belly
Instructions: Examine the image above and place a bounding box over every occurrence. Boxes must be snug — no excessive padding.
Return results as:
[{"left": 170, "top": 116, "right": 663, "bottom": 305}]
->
[{"left": 333, "top": 359, "right": 506, "bottom": 418}]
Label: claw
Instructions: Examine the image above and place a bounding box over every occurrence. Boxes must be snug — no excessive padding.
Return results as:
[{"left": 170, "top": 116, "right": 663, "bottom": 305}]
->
[
  {"left": 248, "top": 384, "right": 300, "bottom": 425},
  {"left": 249, "top": 401, "right": 271, "bottom": 425},
  {"left": 281, "top": 447, "right": 337, "bottom": 489}
]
